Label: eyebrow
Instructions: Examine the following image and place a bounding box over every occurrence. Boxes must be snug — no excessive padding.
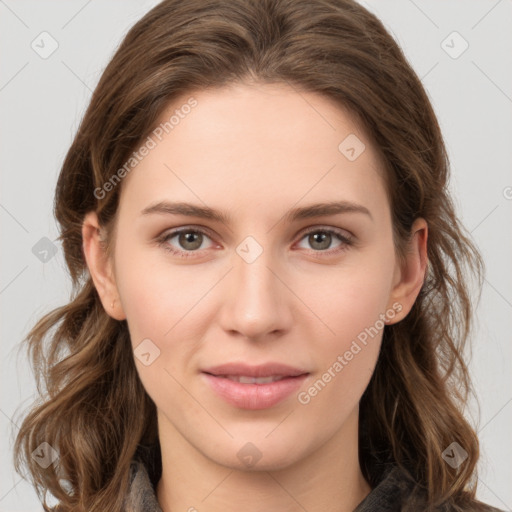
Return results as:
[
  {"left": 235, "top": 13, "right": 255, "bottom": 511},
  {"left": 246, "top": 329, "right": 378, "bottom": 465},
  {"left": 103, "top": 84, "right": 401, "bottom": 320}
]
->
[{"left": 140, "top": 200, "right": 372, "bottom": 224}]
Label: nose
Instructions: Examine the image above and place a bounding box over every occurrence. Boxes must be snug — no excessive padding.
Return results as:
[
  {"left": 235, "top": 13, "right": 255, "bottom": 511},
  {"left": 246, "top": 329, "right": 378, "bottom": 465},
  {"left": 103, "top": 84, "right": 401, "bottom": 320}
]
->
[{"left": 217, "top": 244, "right": 293, "bottom": 342}]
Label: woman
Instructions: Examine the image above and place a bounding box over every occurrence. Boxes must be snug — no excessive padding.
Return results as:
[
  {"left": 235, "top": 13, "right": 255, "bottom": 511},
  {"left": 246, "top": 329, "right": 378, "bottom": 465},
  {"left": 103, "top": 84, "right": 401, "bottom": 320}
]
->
[{"left": 12, "top": 0, "right": 505, "bottom": 511}]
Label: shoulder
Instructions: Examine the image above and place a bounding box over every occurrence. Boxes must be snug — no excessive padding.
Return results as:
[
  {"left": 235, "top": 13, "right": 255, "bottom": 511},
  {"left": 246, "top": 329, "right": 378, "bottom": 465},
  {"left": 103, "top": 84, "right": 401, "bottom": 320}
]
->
[{"left": 354, "top": 464, "right": 506, "bottom": 512}]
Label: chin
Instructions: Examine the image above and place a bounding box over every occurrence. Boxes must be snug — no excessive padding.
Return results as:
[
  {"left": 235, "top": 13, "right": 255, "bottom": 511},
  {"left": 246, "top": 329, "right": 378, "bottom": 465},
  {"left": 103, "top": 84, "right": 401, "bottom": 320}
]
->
[{"left": 202, "top": 437, "right": 308, "bottom": 473}]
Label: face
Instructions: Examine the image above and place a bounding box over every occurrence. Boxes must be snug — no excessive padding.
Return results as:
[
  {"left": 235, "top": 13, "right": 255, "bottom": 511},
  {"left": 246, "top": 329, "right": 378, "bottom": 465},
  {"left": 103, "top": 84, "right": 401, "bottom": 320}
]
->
[{"left": 89, "top": 82, "right": 418, "bottom": 471}]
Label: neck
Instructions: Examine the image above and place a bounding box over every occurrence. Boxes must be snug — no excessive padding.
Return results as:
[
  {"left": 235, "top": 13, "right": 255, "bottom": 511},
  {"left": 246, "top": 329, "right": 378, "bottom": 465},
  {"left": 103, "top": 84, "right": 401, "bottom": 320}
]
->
[{"left": 156, "top": 407, "right": 371, "bottom": 512}]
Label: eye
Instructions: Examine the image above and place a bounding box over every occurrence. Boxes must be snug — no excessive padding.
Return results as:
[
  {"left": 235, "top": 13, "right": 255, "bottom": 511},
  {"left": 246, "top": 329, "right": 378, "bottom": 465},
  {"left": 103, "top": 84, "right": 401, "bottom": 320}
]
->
[
  {"left": 157, "top": 227, "right": 215, "bottom": 258},
  {"left": 156, "top": 226, "right": 354, "bottom": 259},
  {"left": 296, "top": 227, "right": 353, "bottom": 254}
]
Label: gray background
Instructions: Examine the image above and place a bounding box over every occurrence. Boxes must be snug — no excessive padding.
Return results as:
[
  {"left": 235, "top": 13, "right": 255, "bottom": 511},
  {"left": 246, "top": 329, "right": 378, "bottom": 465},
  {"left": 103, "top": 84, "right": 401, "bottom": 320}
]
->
[{"left": 1, "top": 0, "right": 511, "bottom": 510}]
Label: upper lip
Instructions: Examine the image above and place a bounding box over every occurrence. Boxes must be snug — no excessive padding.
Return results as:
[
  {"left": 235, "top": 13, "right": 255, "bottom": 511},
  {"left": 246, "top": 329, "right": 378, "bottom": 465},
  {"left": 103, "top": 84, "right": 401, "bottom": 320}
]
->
[{"left": 202, "top": 362, "right": 309, "bottom": 378}]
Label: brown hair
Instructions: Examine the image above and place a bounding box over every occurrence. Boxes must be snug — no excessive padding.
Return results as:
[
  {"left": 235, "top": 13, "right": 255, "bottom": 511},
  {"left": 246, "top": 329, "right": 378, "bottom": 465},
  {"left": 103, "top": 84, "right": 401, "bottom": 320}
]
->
[{"left": 13, "top": 0, "right": 489, "bottom": 510}]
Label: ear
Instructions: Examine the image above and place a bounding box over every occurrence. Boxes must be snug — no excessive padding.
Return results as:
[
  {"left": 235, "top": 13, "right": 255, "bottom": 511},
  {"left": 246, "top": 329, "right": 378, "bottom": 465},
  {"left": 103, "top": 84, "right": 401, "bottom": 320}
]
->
[
  {"left": 82, "top": 211, "right": 126, "bottom": 321},
  {"left": 386, "top": 218, "right": 428, "bottom": 324}
]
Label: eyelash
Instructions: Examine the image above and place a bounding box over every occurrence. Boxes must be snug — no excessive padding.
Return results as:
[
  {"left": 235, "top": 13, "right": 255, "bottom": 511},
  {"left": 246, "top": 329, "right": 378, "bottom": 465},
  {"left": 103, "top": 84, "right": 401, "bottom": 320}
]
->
[{"left": 156, "top": 226, "right": 354, "bottom": 259}]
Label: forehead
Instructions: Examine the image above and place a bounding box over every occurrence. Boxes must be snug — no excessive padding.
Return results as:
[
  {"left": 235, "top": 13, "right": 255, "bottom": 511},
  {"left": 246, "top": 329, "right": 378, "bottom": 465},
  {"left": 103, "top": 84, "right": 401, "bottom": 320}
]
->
[{"left": 117, "top": 82, "right": 388, "bottom": 223}]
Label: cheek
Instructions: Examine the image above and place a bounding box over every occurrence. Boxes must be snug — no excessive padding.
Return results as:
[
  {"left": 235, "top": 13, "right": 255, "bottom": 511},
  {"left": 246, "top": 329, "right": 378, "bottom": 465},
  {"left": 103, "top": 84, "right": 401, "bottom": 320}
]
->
[
  {"left": 295, "top": 248, "right": 394, "bottom": 410},
  {"left": 303, "top": 254, "right": 394, "bottom": 349},
  {"left": 296, "top": 264, "right": 391, "bottom": 417},
  {"left": 113, "top": 246, "right": 205, "bottom": 404},
  {"left": 311, "top": 285, "right": 385, "bottom": 395},
  {"left": 114, "top": 241, "right": 208, "bottom": 343}
]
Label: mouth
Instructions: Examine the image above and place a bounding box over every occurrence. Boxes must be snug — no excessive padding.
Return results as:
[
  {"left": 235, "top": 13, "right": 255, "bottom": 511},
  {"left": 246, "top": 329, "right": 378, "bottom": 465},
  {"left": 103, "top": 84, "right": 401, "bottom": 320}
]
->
[
  {"left": 201, "top": 362, "right": 310, "bottom": 410},
  {"left": 210, "top": 375, "right": 291, "bottom": 384},
  {"left": 202, "top": 361, "right": 309, "bottom": 378}
]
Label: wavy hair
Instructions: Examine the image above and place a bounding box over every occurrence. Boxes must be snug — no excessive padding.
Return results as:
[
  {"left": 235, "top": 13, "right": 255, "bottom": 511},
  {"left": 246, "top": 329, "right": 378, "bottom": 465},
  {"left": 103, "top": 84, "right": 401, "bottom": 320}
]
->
[{"left": 13, "top": 0, "right": 488, "bottom": 510}]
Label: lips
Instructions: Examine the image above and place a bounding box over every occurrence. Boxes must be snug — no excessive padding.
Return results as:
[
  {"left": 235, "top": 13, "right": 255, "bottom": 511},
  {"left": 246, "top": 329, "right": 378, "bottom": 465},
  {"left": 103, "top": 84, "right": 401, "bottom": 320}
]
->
[
  {"left": 202, "top": 362, "right": 309, "bottom": 378},
  {"left": 201, "top": 362, "right": 309, "bottom": 410}
]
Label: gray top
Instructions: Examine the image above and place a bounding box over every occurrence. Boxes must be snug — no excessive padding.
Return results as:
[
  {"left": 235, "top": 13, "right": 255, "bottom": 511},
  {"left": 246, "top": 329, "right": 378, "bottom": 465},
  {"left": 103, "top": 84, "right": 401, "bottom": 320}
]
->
[{"left": 122, "top": 456, "right": 505, "bottom": 512}]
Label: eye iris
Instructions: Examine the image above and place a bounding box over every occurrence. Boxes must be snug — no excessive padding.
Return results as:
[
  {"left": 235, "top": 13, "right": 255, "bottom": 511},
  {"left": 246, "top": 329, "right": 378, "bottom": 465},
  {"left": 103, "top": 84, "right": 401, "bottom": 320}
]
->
[
  {"left": 309, "top": 232, "right": 331, "bottom": 250},
  {"left": 179, "top": 232, "right": 202, "bottom": 250}
]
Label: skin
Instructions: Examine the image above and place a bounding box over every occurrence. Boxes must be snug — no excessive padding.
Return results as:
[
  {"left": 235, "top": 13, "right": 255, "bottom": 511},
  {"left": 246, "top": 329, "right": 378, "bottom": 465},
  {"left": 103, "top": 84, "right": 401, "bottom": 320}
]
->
[{"left": 82, "top": 82, "right": 428, "bottom": 512}]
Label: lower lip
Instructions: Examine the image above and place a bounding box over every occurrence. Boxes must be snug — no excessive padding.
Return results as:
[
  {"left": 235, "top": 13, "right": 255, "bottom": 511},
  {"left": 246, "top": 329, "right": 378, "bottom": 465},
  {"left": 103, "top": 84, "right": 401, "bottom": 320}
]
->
[{"left": 202, "top": 373, "right": 308, "bottom": 410}]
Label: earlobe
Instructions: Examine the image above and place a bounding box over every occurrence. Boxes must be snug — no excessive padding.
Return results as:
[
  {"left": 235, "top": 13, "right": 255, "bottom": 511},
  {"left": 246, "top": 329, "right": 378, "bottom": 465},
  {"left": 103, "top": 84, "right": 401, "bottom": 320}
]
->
[
  {"left": 386, "top": 218, "right": 428, "bottom": 325},
  {"left": 82, "top": 211, "right": 126, "bottom": 321}
]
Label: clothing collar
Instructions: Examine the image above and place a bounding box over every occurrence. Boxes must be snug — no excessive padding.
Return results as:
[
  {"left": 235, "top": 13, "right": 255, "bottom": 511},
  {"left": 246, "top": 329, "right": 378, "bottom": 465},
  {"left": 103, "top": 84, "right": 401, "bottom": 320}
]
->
[
  {"left": 123, "top": 455, "right": 413, "bottom": 512},
  {"left": 123, "top": 458, "right": 163, "bottom": 512}
]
